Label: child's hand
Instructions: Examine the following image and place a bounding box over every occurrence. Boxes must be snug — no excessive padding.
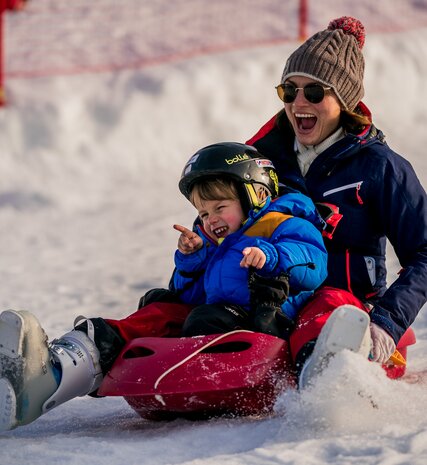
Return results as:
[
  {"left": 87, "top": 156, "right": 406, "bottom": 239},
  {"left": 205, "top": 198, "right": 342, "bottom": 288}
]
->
[
  {"left": 173, "top": 224, "right": 203, "bottom": 255},
  {"left": 240, "top": 247, "right": 266, "bottom": 269}
]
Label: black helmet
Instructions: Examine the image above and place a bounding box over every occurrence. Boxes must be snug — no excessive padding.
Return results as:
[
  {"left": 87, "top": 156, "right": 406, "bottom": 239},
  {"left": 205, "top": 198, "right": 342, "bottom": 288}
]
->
[{"left": 179, "top": 142, "right": 279, "bottom": 212}]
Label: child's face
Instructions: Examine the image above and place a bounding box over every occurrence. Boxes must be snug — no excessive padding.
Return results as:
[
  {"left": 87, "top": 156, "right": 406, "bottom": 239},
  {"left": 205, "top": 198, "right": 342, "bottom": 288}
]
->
[{"left": 193, "top": 195, "right": 246, "bottom": 242}]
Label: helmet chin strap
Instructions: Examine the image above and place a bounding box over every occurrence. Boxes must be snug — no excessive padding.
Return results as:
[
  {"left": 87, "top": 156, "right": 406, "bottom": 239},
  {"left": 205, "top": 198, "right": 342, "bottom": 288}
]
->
[
  {"left": 244, "top": 183, "right": 269, "bottom": 211},
  {"left": 245, "top": 184, "right": 260, "bottom": 209}
]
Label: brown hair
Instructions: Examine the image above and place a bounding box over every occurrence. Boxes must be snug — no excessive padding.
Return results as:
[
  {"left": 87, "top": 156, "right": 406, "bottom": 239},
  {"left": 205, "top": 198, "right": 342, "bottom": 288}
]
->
[
  {"left": 340, "top": 108, "right": 371, "bottom": 134},
  {"left": 189, "top": 177, "right": 240, "bottom": 206}
]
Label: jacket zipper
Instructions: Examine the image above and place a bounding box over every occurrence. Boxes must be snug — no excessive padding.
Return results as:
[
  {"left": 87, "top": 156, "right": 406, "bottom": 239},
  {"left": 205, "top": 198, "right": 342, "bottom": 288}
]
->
[{"left": 323, "top": 181, "right": 364, "bottom": 197}]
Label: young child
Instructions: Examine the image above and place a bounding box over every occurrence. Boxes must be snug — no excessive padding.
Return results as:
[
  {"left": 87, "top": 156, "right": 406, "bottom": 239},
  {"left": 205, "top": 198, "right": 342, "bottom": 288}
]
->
[
  {"left": 171, "top": 142, "right": 328, "bottom": 338},
  {"left": 0, "top": 142, "right": 327, "bottom": 432}
]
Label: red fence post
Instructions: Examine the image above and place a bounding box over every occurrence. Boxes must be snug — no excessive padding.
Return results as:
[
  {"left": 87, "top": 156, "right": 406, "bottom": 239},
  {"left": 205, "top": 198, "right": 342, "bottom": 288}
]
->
[
  {"left": 298, "top": 0, "right": 308, "bottom": 41},
  {"left": 0, "top": 0, "right": 5, "bottom": 106}
]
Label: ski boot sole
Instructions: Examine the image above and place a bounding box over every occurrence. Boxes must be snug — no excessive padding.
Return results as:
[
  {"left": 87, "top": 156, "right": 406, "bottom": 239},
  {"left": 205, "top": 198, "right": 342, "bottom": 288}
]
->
[
  {"left": 0, "top": 310, "right": 57, "bottom": 430},
  {"left": 0, "top": 310, "right": 25, "bottom": 431},
  {"left": 0, "top": 310, "right": 25, "bottom": 359},
  {"left": 0, "top": 378, "right": 17, "bottom": 431}
]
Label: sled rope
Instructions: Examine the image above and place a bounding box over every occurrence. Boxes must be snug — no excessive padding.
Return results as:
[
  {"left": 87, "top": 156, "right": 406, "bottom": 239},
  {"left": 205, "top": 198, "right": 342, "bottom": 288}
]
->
[{"left": 153, "top": 329, "right": 253, "bottom": 390}]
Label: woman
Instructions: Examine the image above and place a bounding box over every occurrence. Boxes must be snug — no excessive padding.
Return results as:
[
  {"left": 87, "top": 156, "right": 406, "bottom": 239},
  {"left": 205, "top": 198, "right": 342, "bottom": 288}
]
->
[{"left": 246, "top": 16, "right": 427, "bottom": 383}]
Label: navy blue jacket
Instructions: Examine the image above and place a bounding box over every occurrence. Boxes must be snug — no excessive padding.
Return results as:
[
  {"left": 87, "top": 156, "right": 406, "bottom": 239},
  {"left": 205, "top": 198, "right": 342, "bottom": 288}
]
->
[
  {"left": 172, "top": 193, "right": 327, "bottom": 321},
  {"left": 247, "top": 105, "right": 427, "bottom": 343}
]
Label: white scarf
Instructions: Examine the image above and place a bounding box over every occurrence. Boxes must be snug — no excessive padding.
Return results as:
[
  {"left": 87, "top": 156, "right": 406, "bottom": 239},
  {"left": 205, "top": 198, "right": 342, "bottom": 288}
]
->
[{"left": 295, "top": 127, "right": 345, "bottom": 177}]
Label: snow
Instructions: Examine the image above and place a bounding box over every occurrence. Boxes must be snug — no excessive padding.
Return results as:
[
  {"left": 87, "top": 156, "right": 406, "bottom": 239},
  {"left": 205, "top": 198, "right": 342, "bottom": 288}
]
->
[{"left": 1, "top": 5, "right": 427, "bottom": 465}]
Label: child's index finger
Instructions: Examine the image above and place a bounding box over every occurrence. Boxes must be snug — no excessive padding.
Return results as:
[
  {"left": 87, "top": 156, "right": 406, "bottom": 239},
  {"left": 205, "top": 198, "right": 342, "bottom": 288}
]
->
[{"left": 173, "top": 224, "right": 194, "bottom": 238}]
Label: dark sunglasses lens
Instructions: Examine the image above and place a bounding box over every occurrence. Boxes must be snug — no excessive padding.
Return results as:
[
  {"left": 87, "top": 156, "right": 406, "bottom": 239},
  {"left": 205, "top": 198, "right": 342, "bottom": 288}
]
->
[
  {"left": 304, "top": 84, "right": 325, "bottom": 103},
  {"left": 277, "top": 83, "right": 327, "bottom": 104},
  {"left": 282, "top": 84, "right": 297, "bottom": 103},
  {"left": 276, "top": 85, "right": 285, "bottom": 101}
]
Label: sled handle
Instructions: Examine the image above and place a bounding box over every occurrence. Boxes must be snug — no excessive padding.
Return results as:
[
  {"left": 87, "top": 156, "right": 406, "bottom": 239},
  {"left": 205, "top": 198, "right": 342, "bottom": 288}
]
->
[
  {"left": 388, "top": 349, "right": 406, "bottom": 366},
  {"left": 153, "top": 330, "right": 253, "bottom": 389}
]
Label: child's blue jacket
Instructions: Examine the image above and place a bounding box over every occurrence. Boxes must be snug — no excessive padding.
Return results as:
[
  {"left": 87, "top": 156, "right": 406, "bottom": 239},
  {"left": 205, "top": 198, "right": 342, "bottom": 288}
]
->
[{"left": 171, "top": 191, "right": 328, "bottom": 320}]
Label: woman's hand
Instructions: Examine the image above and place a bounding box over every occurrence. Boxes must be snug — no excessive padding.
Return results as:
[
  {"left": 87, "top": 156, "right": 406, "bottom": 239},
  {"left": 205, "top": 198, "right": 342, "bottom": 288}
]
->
[
  {"left": 173, "top": 224, "right": 203, "bottom": 255},
  {"left": 240, "top": 247, "right": 266, "bottom": 269},
  {"left": 369, "top": 322, "right": 396, "bottom": 363}
]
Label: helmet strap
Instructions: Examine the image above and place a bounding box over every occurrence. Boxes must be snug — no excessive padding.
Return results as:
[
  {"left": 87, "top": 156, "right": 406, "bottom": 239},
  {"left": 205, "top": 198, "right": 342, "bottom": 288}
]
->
[
  {"left": 245, "top": 183, "right": 259, "bottom": 209},
  {"left": 244, "top": 183, "right": 270, "bottom": 212}
]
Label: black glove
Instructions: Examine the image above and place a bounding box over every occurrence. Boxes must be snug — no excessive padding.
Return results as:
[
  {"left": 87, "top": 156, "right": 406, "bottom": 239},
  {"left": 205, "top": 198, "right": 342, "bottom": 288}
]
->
[
  {"left": 248, "top": 269, "right": 294, "bottom": 339},
  {"left": 137, "top": 288, "right": 182, "bottom": 309}
]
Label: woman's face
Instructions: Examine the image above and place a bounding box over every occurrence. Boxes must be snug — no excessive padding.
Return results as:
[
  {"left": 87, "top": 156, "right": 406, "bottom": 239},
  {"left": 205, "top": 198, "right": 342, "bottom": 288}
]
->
[{"left": 283, "top": 75, "right": 342, "bottom": 146}]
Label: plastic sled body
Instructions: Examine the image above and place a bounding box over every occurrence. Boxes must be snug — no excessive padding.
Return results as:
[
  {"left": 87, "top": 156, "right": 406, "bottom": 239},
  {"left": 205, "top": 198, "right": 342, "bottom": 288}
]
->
[
  {"left": 98, "top": 327, "right": 416, "bottom": 420},
  {"left": 98, "top": 330, "right": 295, "bottom": 420}
]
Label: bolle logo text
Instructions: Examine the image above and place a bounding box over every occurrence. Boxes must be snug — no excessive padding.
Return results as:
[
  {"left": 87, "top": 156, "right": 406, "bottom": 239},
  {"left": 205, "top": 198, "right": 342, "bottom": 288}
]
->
[{"left": 225, "top": 154, "right": 249, "bottom": 164}]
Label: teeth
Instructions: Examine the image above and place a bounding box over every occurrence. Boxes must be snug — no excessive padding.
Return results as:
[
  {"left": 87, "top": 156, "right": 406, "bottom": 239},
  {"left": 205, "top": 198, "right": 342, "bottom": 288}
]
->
[
  {"left": 213, "top": 226, "right": 227, "bottom": 235},
  {"left": 295, "top": 113, "right": 315, "bottom": 118}
]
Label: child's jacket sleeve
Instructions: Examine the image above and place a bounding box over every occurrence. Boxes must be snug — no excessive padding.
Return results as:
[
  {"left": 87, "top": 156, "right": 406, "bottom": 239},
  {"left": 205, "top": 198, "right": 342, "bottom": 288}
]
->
[
  {"left": 170, "top": 232, "right": 216, "bottom": 305},
  {"left": 254, "top": 215, "right": 328, "bottom": 291},
  {"left": 240, "top": 199, "right": 328, "bottom": 289}
]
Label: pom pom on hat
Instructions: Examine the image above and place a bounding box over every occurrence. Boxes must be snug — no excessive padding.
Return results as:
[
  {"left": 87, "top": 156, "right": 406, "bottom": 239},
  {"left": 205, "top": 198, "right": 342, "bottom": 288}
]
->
[{"left": 328, "top": 16, "right": 365, "bottom": 49}]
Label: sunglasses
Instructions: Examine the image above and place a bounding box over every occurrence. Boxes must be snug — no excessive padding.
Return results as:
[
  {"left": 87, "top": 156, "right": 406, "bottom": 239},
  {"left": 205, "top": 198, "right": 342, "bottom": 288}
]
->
[{"left": 276, "top": 83, "right": 331, "bottom": 104}]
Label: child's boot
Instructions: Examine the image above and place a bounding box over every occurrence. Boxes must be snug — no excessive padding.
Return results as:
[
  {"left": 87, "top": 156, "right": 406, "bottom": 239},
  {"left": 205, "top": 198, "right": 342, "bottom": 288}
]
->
[
  {"left": 298, "top": 305, "right": 371, "bottom": 389},
  {"left": 0, "top": 310, "right": 103, "bottom": 431}
]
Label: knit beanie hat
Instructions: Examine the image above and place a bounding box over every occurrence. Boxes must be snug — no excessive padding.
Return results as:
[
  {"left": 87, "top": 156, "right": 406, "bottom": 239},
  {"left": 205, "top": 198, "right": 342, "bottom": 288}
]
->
[{"left": 281, "top": 16, "right": 366, "bottom": 111}]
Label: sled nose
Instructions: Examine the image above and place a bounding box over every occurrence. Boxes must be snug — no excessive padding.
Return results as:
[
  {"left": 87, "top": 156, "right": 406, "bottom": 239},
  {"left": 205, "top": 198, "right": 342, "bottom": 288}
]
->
[{"left": 98, "top": 331, "right": 295, "bottom": 419}]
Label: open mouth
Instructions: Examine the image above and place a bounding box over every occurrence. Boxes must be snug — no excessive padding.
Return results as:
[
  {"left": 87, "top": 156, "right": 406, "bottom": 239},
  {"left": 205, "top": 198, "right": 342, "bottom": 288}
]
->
[
  {"left": 295, "top": 113, "right": 317, "bottom": 131},
  {"left": 212, "top": 226, "right": 228, "bottom": 238}
]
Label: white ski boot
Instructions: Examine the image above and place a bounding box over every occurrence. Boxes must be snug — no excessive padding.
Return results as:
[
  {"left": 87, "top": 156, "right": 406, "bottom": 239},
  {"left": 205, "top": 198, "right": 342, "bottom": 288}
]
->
[
  {"left": 0, "top": 310, "right": 103, "bottom": 432},
  {"left": 299, "top": 305, "right": 371, "bottom": 389}
]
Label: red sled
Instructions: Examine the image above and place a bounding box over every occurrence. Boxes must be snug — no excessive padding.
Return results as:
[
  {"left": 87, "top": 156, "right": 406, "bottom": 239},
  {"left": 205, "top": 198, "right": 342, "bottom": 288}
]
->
[
  {"left": 98, "top": 330, "right": 295, "bottom": 420},
  {"left": 383, "top": 326, "right": 416, "bottom": 379},
  {"left": 98, "top": 328, "right": 416, "bottom": 420}
]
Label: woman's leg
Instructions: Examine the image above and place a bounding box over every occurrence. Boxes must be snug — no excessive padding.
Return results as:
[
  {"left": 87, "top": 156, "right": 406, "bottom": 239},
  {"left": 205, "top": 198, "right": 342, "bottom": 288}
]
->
[
  {"left": 0, "top": 293, "right": 192, "bottom": 431},
  {"left": 289, "top": 287, "right": 367, "bottom": 373},
  {"left": 0, "top": 310, "right": 102, "bottom": 431},
  {"left": 106, "top": 301, "right": 192, "bottom": 342},
  {"left": 80, "top": 289, "right": 193, "bottom": 373}
]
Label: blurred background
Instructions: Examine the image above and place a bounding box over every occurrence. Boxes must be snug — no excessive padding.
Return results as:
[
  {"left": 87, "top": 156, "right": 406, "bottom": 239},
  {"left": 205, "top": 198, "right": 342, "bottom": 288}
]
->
[{"left": 5, "top": 0, "right": 427, "bottom": 80}]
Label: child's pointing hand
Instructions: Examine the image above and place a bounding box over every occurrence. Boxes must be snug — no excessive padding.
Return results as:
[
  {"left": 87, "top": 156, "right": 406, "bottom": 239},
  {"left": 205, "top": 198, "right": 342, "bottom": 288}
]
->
[{"left": 173, "top": 224, "right": 203, "bottom": 255}]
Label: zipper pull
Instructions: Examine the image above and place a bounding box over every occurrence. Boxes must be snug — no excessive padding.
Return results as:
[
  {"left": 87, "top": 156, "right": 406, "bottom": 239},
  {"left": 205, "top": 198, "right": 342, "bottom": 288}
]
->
[{"left": 356, "top": 182, "right": 364, "bottom": 205}]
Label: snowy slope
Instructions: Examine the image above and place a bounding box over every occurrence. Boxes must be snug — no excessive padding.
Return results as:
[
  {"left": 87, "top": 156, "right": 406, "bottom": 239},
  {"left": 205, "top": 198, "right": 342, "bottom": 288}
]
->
[{"left": 1, "top": 7, "right": 427, "bottom": 465}]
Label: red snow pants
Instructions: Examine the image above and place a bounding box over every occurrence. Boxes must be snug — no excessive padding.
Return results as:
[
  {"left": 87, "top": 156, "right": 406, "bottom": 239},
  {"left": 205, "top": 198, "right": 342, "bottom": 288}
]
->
[
  {"left": 106, "top": 302, "right": 193, "bottom": 342},
  {"left": 104, "top": 287, "right": 414, "bottom": 380},
  {"left": 105, "top": 286, "right": 367, "bottom": 364},
  {"left": 288, "top": 286, "right": 367, "bottom": 361}
]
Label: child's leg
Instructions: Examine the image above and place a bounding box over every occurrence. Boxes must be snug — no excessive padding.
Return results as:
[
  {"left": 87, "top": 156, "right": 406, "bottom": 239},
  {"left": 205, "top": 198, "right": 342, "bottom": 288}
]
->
[{"left": 182, "top": 303, "right": 249, "bottom": 336}]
